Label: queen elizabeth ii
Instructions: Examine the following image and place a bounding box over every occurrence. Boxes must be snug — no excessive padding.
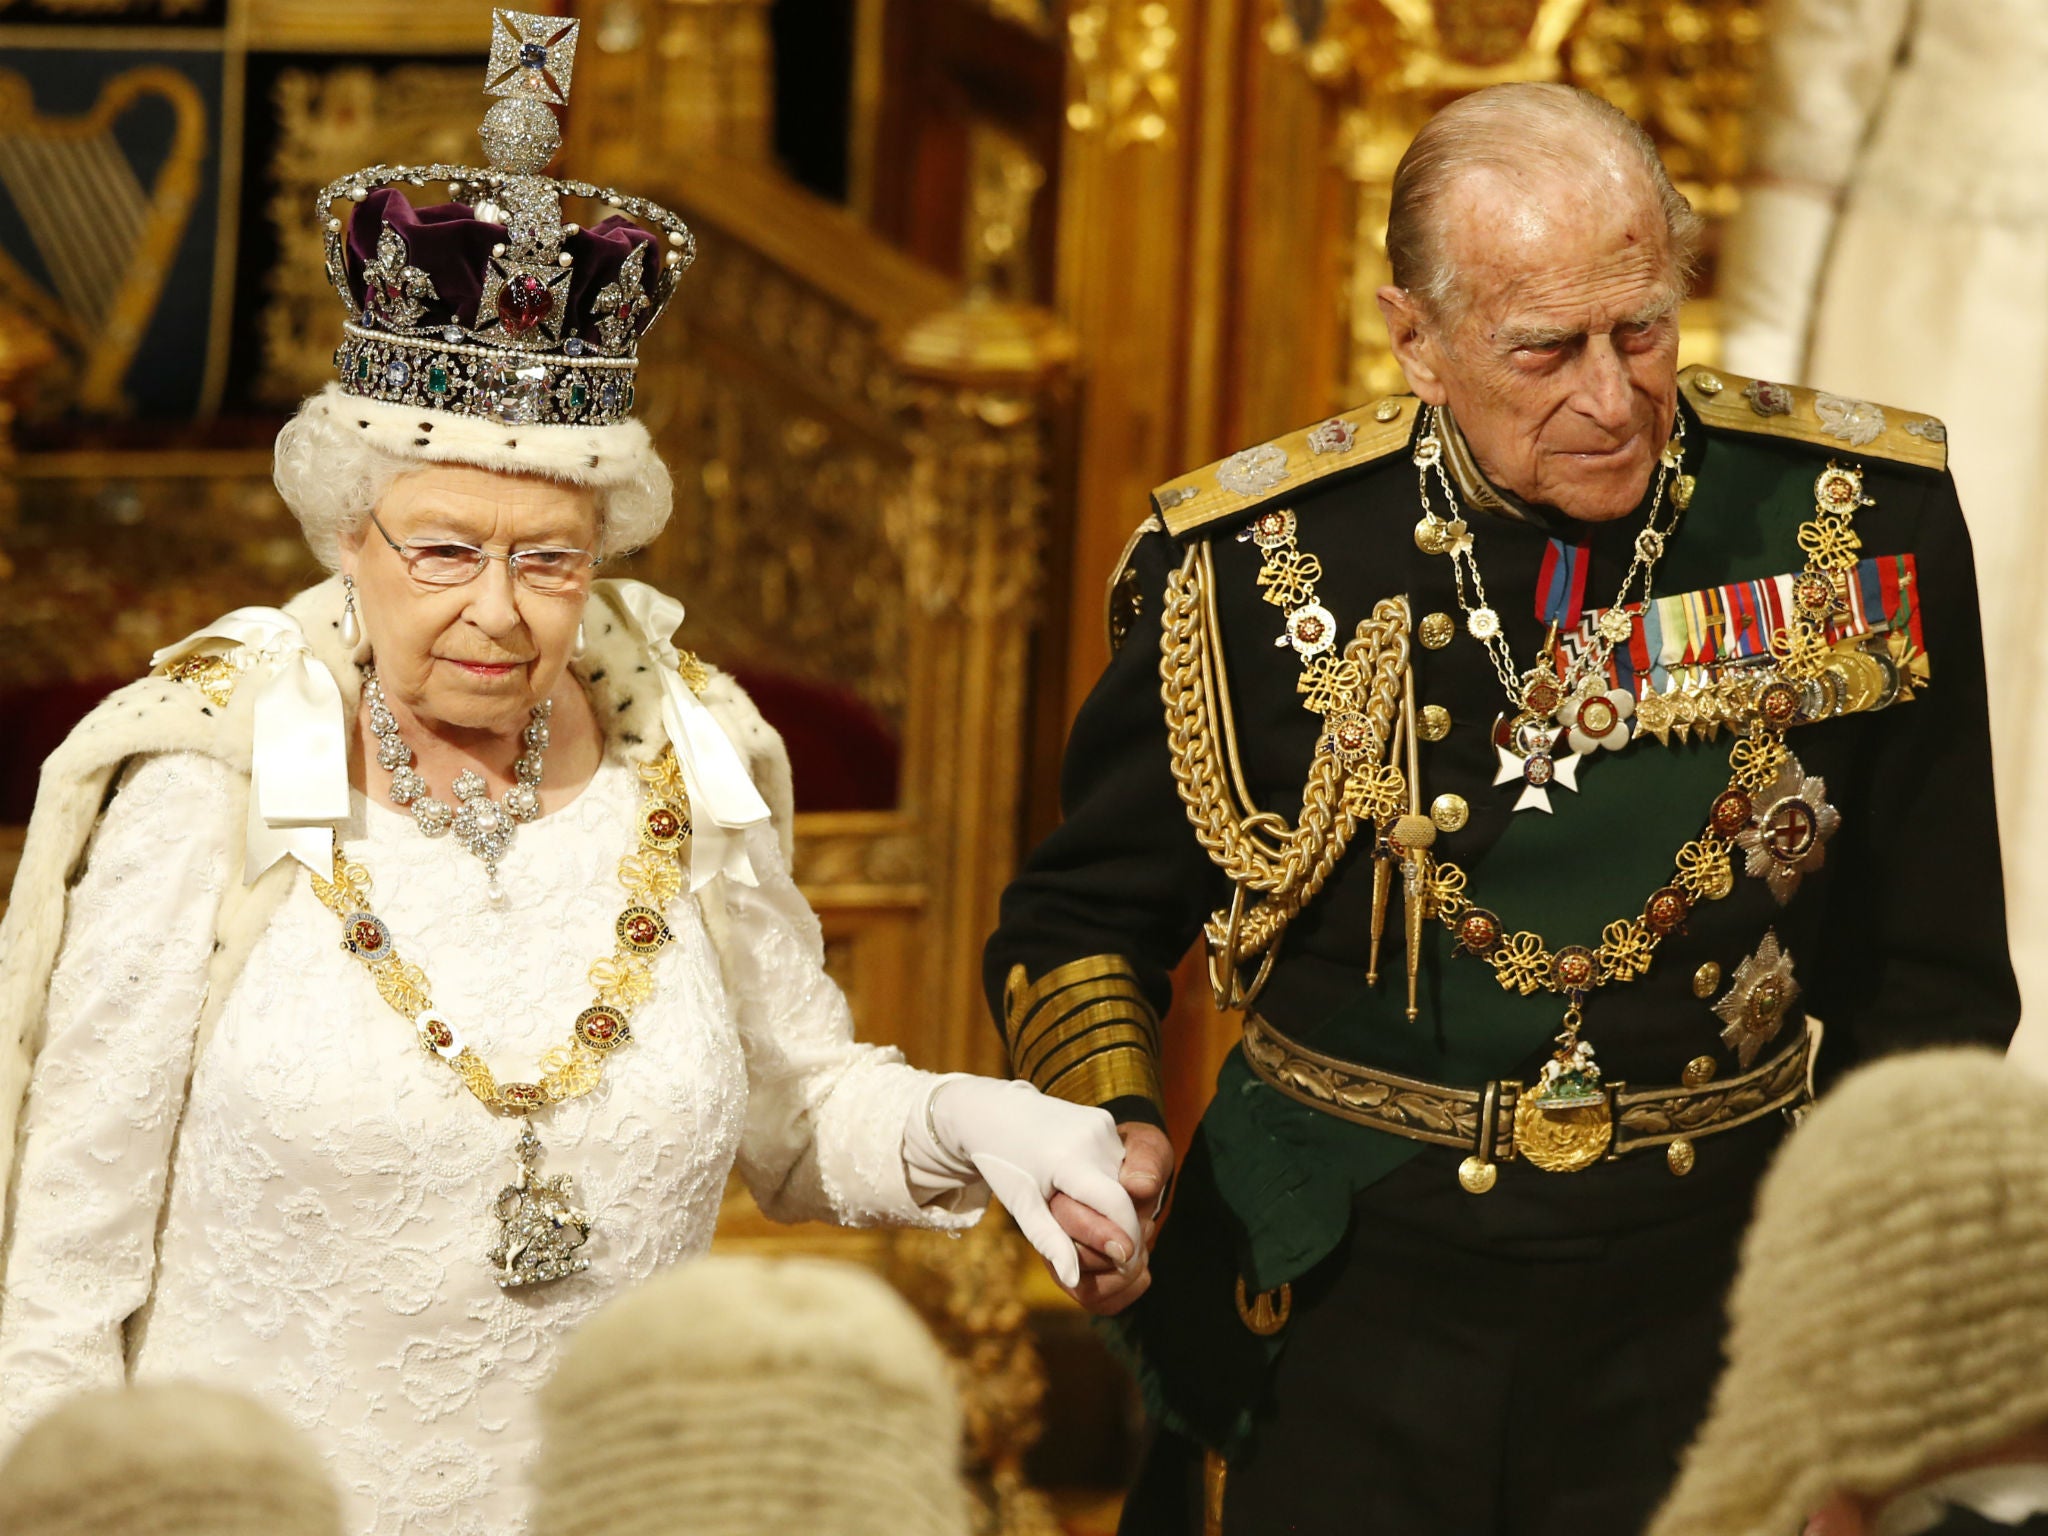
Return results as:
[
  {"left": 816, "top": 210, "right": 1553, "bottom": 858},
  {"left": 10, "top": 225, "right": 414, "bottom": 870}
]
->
[{"left": 0, "top": 17, "right": 1136, "bottom": 1533}]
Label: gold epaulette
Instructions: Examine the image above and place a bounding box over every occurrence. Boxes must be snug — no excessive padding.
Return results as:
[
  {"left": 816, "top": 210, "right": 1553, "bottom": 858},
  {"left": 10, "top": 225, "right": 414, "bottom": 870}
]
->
[
  {"left": 1149, "top": 396, "right": 1419, "bottom": 539},
  {"left": 1003, "top": 956, "right": 1164, "bottom": 1112},
  {"left": 1105, "top": 512, "right": 1161, "bottom": 654},
  {"left": 1680, "top": 363, "right": 1949, "bottom": 472}
]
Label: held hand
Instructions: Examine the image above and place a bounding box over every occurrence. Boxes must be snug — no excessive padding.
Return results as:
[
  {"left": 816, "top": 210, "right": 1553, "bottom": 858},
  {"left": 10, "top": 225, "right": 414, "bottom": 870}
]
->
[
  {"left": 926, "top": 1078, "right": 1141, "bottom": 1290},
  {"left": 1047, "top": 1122, "right": 1176, "bottom": 1316}
]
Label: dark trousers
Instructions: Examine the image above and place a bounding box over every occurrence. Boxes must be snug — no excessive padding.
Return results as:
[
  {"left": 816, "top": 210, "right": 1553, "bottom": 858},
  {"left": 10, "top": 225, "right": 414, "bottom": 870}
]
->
[{"left": 1119, "top": 1140, "right": 1767, "bottom": 1536}]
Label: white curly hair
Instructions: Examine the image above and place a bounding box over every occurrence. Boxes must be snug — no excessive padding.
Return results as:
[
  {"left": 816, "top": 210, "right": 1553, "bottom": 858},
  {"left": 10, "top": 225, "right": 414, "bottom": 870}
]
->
[{"left": 275, "top": 384, "right": 674, "bottom": 569}]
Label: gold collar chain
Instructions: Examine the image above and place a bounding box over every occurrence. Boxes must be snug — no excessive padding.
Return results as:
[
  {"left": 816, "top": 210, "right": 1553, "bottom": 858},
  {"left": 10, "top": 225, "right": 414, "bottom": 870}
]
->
[
  {"left": 1202, "top": 453, "right": 1879, "bottom": 1131},
  {"left": 311, "top": 746, "right": 694, "bottom": 1286}
]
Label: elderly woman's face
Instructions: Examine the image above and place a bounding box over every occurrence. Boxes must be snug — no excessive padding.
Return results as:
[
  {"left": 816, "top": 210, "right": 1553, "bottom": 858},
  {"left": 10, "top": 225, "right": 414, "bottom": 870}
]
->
[
  {"left": 1386, "top": 167, "right": 1683, "bottom": 522},
  {"left": 339, "top": 465, "right": 600, "bottom": 736}
]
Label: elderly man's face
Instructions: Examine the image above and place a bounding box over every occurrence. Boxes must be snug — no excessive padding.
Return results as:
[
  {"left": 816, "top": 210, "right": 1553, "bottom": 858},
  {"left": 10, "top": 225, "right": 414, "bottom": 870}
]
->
[{"left": 1379, "top": 169, "right": 1683, "bottom": 521}]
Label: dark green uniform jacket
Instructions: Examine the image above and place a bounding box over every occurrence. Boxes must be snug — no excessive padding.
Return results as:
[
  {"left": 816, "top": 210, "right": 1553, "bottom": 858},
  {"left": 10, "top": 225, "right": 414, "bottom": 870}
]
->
[{"left": 984, "top": 367, "right": 2020, "bottom": 1456}]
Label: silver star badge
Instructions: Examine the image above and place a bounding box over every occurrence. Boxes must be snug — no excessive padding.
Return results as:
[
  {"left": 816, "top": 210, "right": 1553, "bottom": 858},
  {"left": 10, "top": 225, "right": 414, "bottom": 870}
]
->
[
  {"left": 1734, "top": 753, "right": 1841, "bottom": 903},
  {"left": 1712, "top": 930, "right": 1800, "bottom": 1069}
]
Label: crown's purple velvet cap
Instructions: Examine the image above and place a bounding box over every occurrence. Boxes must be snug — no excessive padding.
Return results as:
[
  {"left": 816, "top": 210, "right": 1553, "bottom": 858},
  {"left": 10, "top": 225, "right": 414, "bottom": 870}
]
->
[{"left": 345, "top": 188, "right": 660, "bottom": 347}]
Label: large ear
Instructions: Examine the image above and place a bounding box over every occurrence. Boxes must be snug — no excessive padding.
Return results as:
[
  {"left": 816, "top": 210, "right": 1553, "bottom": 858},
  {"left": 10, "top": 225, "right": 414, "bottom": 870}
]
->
[
  {"left": 336, "top": 514, "right": 366, "bottom": 580},
  {"left": 1376, "top": 285, "right": 1451, "bottom": 406}
]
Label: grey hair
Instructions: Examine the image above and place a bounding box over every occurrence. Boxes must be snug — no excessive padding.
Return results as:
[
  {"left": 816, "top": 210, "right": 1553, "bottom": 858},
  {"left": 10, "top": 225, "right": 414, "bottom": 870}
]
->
[
  {"left": 272, "top": 401, "right": 671, "bottom": 570},
  {"left": 1387, "top": 83, "right": 1704, "bottom": 323}
]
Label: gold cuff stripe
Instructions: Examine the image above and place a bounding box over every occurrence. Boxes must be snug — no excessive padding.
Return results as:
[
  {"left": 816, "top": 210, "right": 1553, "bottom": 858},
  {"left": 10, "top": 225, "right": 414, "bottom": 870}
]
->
[
  {"left": 1004, "top": 959, "right": 1160, "bottom": 1059},
  {"left": 1004, "top": 958, "right": 1164, "bottom": 1112},
  {"left": 1012, "top": 986, "right": 1158, "bottom": 1068},
  {"left": 1017, "top": 1009, "right": 1160, "bottom": 1086},
  {"left": 1005, "top": 954, "right": 1144, "bottom": 1018},
  {"left": 1024, "top": 1020, "right": 1163, "bottom": 1090},
  {"left": 1039, "top": 1046, "right": 1165, "bottom": 1112}
]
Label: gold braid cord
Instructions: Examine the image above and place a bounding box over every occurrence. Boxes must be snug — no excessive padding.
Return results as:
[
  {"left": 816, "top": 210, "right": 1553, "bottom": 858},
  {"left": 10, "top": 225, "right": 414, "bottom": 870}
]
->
[
  {"left": 1162, "top": 460, "right": 1879, "bottom": 1031},
  {"left": 313, "top": 746, "right": 693, "bottom": 1116},
  {"left": 1160, "top": 540, "right": 1409, "bottom": 1004}
]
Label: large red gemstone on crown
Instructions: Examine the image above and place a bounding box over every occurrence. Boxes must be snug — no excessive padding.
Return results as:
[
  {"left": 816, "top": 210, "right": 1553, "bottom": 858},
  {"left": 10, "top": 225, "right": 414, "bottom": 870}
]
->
[{"left": 497, "top": 273, "right": 552, "bottom": 336}]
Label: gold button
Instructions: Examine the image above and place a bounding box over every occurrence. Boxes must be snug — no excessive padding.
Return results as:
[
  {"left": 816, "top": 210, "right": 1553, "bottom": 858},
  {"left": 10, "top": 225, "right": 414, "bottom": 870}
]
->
[
  {"left": 1414, "top": 517, "right": 1449, "bottom": 555},
  {"left": 1419, "top": 705, "right": 1451, "bottom": 742},
  {"left": 1430, "top": 793, "right": 1469, "bottom": 833},
  {"left": 1693, "top": 962, "right": 1722, "bottom": 998},
  {"left": 1458, "top": 1156, "right": 1497, "bottom": 1194},
  {"left": 1692, "top": 370, "right": 1724, "bottom": 396},
  {"left": 1375, "top": 398, "right": 1403, "bottom": 423},
  {"left": 1419, "top": 612, "right": 1455, "bottom": 649},
  {"left": 1682, "top": 1054, "right": 1718, "bottom": 1087},
  {"left": 1666, "top": 1138, "right": 1697, "bottom": 1176}
]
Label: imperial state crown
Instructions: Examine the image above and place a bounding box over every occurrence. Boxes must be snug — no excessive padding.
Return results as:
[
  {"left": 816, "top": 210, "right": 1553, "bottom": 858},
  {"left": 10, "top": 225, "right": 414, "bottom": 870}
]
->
[{"left": 318, "top": 9, "right": 693, "bottom": 429}]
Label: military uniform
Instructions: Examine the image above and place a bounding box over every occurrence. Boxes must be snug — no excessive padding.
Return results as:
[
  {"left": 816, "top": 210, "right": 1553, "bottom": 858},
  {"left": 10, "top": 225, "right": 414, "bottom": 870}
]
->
[{"left": 984, "top": 368, "right": 2020, "bottom": 1535}]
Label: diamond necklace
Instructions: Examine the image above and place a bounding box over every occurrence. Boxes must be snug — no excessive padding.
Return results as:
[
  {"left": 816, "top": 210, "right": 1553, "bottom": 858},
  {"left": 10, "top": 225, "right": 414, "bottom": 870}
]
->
[
  {"left": 364, "top": 668, "right": 548, "bottom": 904},
  {"left": 1414, "top": 406, "right": 1692, "bottom": 722}
]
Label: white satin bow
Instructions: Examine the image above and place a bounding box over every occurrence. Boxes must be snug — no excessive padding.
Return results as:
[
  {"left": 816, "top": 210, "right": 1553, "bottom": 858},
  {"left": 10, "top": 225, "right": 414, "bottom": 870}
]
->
[
  {"left": 607, "top": 582, "right": 772, "bottom": 890},
  {"left": 150, "top": 608, "right": 349, "bottom": 883}
]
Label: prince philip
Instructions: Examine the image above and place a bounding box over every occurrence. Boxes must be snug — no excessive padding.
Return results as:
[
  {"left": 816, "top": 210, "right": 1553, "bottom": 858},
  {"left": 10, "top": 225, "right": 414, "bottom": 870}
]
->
[{"left": 987, "top": 83, "right": 2019, "bottom": 1534}]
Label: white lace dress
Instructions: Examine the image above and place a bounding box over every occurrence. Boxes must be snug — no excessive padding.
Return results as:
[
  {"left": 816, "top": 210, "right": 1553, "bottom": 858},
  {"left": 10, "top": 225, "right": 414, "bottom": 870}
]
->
[{"left": 0, "top": 749, "right": 973, "bottom": 1534}]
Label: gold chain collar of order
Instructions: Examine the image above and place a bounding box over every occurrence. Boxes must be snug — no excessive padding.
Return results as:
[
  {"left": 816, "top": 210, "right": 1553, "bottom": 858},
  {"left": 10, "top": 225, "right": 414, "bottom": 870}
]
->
[
  {"left": 312, "top": 745, "right": 694, "bottom": 1287},
  {"left": 1412, "top": 461, "right": 1869, "bottom": 1174},
  {"left": 1166, "top": 449, "right": 1876, "bottom": 1173}
]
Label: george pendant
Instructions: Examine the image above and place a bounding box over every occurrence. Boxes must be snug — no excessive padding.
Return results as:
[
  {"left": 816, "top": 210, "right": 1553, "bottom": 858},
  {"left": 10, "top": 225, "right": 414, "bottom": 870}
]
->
[
  {"left": 487, "top": 1124, "right": 592, "bottom": 1289},
  {"left": 1512, "top": 1037, "right": 1613, "bottom": 1173}
]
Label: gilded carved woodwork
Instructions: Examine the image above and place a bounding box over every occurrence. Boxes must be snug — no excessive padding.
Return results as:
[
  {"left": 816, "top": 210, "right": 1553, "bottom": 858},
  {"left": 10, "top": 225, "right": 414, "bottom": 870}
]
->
[
  {"left": 965, "top": 121, "right": 1048, "bottom": 301},
  {"left": 1267, "top": 0, "right": 1764, "bottom": 397},
  {"left": 1568, "top": 0, "right": 1763, "bottom": 219},
  {"left": 259, "top": 65, "right": 479, "bottom": 406},
  {"left": 1066, "top": 1, "right": 1181, "bottom": 146},
  {"left": 0, "top": 455, "right": 319, "bottom": 693},
  {"left": 563, "top": 0, "right": 775, "bottom": 186},
  {"left": 889, "top": 1220, "right": 1064, "bottom": 1536},
  {"left": 0, "top": 0, "right": 207, "bottom": 13},
  {"left": 243, "top": 0, "right": 498, "bottom": 49},
  {"left": 968, "top": 0, "right": 1058, "bottom": 36}
]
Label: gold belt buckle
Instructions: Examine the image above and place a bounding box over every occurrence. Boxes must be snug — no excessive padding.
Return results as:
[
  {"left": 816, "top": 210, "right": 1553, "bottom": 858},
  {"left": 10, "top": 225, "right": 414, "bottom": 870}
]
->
[{"left": 1510, "top": 1079, "right": 1615, "bottom": 1173}]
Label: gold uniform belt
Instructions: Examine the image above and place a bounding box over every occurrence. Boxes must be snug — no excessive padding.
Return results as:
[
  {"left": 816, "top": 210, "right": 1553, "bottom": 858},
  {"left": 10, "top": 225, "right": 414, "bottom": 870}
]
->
[{"left": 1241, "top": 1012, "right": 1814, "bottom": 1192}]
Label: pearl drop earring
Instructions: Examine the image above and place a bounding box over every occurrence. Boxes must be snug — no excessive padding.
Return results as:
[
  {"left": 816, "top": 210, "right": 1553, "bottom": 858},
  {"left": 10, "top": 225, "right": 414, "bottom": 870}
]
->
[{"left": 341, "top": 575, "right": 362, "bottom": 648}]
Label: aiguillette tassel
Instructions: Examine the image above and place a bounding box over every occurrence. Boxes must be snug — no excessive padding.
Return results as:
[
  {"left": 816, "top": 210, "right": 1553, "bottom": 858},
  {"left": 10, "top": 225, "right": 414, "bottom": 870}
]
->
[
  {"left": 1404, "top": 849, "right": 1430, "bottom": 1023},
  {"left": 1367, "top": 845, "right": 1394, "bottom": 986}
]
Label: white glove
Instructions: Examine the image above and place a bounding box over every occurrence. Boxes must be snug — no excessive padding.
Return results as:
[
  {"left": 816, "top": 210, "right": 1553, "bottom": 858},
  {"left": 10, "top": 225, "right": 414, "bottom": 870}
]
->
[{"left": 922, "top": 1076, "right": 1141, "bottom": 1289}]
